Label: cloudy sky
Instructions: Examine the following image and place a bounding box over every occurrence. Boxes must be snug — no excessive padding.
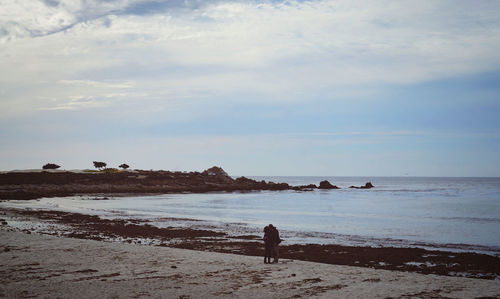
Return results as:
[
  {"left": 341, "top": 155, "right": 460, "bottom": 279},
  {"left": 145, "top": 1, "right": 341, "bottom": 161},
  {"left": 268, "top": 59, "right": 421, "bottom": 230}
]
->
[{"left": 1, "top": 0, "right": 500, "bottom": 176}]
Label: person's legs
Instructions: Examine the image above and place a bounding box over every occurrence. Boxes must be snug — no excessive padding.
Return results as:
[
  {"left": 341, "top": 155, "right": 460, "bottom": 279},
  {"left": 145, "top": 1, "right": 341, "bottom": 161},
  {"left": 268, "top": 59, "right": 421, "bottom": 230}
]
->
[
  {"left": 265, "top": 244, "right": 272, "bottom": 263},
  {"left": 273, "top": 244, "right": 279, "bottom": 263}
]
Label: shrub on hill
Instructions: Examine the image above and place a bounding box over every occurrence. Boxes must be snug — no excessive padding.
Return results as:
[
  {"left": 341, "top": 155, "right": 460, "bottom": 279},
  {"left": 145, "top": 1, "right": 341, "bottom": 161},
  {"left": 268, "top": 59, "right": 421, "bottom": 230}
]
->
[{"left": 42, "top": 163, "right": 60, "bottom": 170}]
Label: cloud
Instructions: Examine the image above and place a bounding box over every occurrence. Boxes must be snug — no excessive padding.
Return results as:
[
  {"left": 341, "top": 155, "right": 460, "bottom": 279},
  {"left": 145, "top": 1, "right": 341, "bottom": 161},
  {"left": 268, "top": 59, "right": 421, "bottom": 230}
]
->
[
  {"left": 1, "top": 0, "right": 500, "bottom": 116},
  {"left": 0, "top": 0, "right": 153, "bottom": 41},
  {"left": 58, "top": 79, "right": 132, "bottom": 88},
  {"left": 2, "top": 1, "right": 500, "bottom": 176}
]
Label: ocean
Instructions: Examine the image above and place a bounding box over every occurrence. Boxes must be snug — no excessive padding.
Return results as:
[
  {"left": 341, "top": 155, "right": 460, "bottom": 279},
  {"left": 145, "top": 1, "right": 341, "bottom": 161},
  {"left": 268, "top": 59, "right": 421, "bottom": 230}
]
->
[{"left": 2, "top": 176, "right": 500, "bottom": 254}]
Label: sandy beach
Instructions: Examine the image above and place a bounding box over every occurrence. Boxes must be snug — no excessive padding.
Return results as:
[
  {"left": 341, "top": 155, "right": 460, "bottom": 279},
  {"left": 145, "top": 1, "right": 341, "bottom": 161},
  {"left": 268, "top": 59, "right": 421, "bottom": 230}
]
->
[
  {"left": 1, "top": 226, "right": 500, "bottom": 298},
  {"left": 1, "top": 172, "right": 499, "bottom": 298}
]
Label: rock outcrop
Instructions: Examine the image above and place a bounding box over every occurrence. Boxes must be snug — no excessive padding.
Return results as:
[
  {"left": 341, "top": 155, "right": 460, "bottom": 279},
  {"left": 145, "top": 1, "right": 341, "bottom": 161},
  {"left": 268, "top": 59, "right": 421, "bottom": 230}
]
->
[
  {"left": 318, "top": 180, "right": 339, "bottom": 189},
  {"left": 349, "top": 182, "right": 374, "bottom": 189},
  {"left": 1, "top": 167, "right": 380, "bottom": 200},
  {"left": 0, "top": 167, "right": 290, "bottom": 200},
  {"left": 202, "top": 166, "right": 233, "bottom": 183},
  {"left": 292, "top": 184, "right": 318, "bottom": 191},
  {"left": 233, "top": 177, "right": 290, "bottom": 190},
  {"left": 203, "top": 166, "right": 230, "bottom": 178}
]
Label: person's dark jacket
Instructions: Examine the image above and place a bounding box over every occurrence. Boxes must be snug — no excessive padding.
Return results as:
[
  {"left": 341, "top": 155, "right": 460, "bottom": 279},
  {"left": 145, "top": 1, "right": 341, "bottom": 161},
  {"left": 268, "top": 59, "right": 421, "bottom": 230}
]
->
[{"left": 268, "top": 226, "right": 280, "bottom": 245}]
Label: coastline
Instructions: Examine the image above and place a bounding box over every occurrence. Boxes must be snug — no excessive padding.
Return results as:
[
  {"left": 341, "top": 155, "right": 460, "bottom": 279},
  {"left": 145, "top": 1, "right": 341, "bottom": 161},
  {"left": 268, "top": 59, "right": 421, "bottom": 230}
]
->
[
  {"left": 2, "top": 170, "right": 500, "bottom": 297},
  {"left": 2, "top": 227, "right": 500, "bottom": 298},
  {"left": 0, "top": 169, "right": 295, "bottom": 200},
  {"left": 2, "top": 207, "right": 499, "bottom": 281}
]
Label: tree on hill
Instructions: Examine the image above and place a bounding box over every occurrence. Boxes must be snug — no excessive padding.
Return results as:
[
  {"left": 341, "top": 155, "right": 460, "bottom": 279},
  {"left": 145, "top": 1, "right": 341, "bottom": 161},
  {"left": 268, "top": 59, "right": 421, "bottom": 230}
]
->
[
  {"left": 93, "top": 161, "right": 107, "bottom": 170},
  {"left": 42, "top": 163, "right": 60, "bottom": 170},
  {"left": 119, "top": 163, "right": 130, "bottom": 170}
]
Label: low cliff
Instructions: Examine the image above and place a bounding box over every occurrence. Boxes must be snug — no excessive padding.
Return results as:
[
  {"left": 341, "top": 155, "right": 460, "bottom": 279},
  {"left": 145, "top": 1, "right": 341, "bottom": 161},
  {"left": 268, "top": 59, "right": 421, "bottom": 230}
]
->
[{"left": 0, "top": 167, "right": 292, "bottom": 200}]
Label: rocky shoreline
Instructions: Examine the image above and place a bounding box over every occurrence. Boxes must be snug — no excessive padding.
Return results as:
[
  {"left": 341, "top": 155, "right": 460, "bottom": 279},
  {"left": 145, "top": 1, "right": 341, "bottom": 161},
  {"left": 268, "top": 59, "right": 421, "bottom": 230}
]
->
[
  {"left": 5, "top": 167, "right": 495, "bottom": 281},
  {"left": 1, "top": 207, "right": 498, "bottom": 280},
  {"left": 0, "top": 166, "right": 356, "bottom": 200}
]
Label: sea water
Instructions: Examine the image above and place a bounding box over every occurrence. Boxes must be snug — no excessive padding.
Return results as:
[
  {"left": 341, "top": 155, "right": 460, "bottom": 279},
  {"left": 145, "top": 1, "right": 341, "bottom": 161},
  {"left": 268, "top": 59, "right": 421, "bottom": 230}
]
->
[{"left": 2, "top": 177, "right": 500, "bottom": 254}]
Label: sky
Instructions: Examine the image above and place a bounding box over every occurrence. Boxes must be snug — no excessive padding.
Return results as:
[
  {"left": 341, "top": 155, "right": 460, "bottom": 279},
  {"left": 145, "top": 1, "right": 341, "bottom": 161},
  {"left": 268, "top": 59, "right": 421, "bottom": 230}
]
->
[{"left": 1, "top": 0, "right": 500, "bottom": 176}]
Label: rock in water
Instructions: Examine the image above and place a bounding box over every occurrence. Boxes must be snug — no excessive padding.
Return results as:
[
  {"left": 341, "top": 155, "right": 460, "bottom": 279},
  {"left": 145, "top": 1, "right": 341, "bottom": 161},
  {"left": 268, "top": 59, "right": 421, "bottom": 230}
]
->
[
  {"left": 350, "top": 182, "right": 374, "bottom": 189},
  {"left": 363, "top": 182, "right": 374, "bottom": 189},
  {"left": 318, "top": 180, "right": 339, "bottom": 189}
]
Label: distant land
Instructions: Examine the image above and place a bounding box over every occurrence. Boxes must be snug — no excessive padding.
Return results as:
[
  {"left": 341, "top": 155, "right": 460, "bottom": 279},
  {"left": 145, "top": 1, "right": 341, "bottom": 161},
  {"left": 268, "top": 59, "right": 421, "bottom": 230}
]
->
[{"left": 0, "top": 166, "right": 376, "bottom": 200}]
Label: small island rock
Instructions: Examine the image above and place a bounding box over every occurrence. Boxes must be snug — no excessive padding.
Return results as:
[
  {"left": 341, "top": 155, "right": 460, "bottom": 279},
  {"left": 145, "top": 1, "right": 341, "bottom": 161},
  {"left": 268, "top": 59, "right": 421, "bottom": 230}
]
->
[
  {"left": 363, "top": 182, "right": 374, "bottom": 188},
  {"left": 349, "top": 182, "right": 374, "bottom": 189},
  {"left": 318, "top": 180, "right": 339, "bottom": 189}
]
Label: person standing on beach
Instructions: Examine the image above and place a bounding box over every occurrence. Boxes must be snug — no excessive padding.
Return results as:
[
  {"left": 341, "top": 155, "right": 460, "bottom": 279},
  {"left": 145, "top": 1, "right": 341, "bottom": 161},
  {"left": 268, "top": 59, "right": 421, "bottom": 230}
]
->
[
  {"left": 263, "top": 224, "right": 281, "bottom": 264},
  {"left": 270, "top": 224, "right": 281, "bottom": 263},
  {"left": 263, "top": 225, "right": 273, "bottom": 264}
]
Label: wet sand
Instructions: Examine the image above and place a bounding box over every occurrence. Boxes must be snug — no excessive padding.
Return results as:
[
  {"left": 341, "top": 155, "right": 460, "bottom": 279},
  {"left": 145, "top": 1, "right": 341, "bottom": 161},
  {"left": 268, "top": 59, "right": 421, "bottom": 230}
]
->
[
  {"left": 1, "top": 228, "right": 500, "bottom": 298},
  {"left": 1, "top": 207, "right": 499, "bottom": 281}
]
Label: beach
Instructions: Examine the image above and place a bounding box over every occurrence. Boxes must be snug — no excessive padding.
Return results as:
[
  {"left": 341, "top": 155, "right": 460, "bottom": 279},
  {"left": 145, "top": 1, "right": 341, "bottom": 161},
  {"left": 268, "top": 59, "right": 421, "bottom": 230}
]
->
[
  {"left": 1, "top": 173, "right": 500, "bottom": 297},
  {"left": 1, "top": 227, "right": 499, "bottom": 298},
  {"left": 1, "top": 206, "right": 499, "bottom": 280},
  {"left": 1, "top": 206, "right": 500, "bottom": 298}
]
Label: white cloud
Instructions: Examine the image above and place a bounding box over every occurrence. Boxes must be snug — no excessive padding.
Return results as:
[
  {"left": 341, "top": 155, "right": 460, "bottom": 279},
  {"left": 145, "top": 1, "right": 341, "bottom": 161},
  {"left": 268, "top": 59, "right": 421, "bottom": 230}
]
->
[
  {"left": 1, "top": 0, "right": 500, "bottom": 116},
  {"left": 0, "top": 0, "right": 155, "bottom": 41}
]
